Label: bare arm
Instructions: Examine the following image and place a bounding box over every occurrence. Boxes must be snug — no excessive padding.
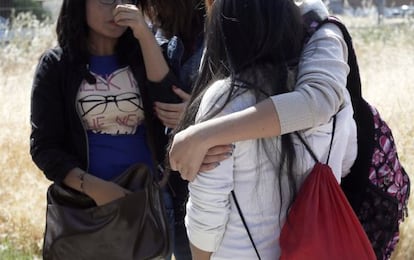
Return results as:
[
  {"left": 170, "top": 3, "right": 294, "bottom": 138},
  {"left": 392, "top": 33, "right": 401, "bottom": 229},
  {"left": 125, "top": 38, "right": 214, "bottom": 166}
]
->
[
  {"left": 63, "top": 168, "right": 130, "bottom": 206},
  {"left": 113, "top": 4, "right": 169, "bottom": 81},
  {"left": 170, "top": 23, "right": 348, "bottom": 181},
  {"left": 132, "top": 25, "right": 169, "bottom": 81},
  {"left": 196, "top": 98, "right": 280, "bottom": 143},
  {"left": 169, "top": 98, "right": 280, "bottom": 181},
  {"left": 190, "top": 243, "right": 212, "bottom": 260}
]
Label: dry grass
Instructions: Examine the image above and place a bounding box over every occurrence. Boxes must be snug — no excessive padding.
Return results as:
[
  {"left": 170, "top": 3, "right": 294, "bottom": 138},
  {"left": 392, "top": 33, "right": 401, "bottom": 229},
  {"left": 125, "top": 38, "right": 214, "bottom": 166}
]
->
[
  {"left": 0, "top": 13, "right": 55, "bottom": 258},
  {"left": 340, "top": 17, "right": 414, "bottom": 260},
  {"left": 0, "top": 13, "right": 413, "bottom": 259}
]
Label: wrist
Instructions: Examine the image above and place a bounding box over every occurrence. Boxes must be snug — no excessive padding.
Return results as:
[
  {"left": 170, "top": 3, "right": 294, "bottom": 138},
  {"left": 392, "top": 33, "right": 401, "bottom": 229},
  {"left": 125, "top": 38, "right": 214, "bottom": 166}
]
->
[
  {"left": 81, "top": 174, "right": 104, "bottom": 198},
  {"left": 78, "top": 171, "right": 94, "bottom": 197},
  {"left": 190, "top": 123, "right": 216, "bottom": 151},
  {"left": 78, "top": 171, "right": 86, "bottom": 193},
  {"left": 132, "top": 23, "right": 151, "bottom": 41},
  {"left": 64, "top": 168, "right": 90, "bottom": 194}
]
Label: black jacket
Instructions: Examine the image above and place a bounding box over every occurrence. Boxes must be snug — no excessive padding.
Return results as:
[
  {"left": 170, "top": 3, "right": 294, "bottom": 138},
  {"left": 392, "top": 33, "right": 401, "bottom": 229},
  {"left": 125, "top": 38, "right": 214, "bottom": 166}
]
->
[{"left": 30, "top": 47, "right": 179, "bottom": 184}]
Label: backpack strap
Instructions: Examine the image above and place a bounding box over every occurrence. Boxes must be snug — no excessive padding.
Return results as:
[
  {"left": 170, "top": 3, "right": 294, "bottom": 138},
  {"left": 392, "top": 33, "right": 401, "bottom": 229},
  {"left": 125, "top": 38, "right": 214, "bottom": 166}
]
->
[
  {"left": 231, "top": 191, "right": 261, "bottom": 260},
  {"left": 318, "top": 17, "right": 363, "bottom": 103},
  {"left": 303, "top": 12, "right": 363, "bottom": 103},
  {"left": 295, "top": 115, "right": 336, "bottom": 165},
  {"left": 302, "top": 12, "right": 376, "bottom": 211}
]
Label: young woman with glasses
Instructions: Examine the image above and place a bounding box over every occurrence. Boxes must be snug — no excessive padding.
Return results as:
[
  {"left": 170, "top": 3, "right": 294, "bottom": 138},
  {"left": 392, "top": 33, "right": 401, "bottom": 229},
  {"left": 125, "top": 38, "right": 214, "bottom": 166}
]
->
[{"left": 30, "top": 0, "right": 179, "bottom": 258}]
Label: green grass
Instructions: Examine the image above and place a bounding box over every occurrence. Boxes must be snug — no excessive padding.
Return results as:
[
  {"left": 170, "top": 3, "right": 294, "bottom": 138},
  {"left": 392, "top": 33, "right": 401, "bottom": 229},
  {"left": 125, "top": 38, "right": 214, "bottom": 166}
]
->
[{"left": 0, "top": 239, "right": 40, "bottom": 260}]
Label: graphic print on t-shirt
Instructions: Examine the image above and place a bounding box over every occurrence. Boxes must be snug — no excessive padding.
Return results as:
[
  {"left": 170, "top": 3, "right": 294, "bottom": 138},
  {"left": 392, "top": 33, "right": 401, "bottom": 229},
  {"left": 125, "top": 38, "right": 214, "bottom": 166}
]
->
[{"left": 77, "top": 66, "right": 144, "bottom": 135}]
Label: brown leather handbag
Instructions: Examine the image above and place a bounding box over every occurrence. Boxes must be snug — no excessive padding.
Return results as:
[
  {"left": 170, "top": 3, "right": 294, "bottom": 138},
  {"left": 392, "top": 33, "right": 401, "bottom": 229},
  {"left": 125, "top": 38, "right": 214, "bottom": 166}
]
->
[{"left": 42, "top": 163, "right": 171, "bottom": 260}]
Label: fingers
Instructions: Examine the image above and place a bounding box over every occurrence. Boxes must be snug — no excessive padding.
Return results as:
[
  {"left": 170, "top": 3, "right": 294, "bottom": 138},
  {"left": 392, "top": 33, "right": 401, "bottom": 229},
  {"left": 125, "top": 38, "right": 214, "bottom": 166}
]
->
[
  {"left": 113, "top": 4, "right": 140, "bottom": 18},
  {"left": 154, "top": 105, "right": 181, "bottom": 128},
  {"left": 177, "top": 154, "right": 230, "bottom": 182},
  {"left": 154, "top": 104, "right": 181, "bottom": 119},
  {"left": 202, "top": 153, "right": 231, "bottom": 164},
  {"left": 206, "top": 144, "right": 234, "bottom": 156},
  {"left": 199, "top": 145, "right": 234, "bottom": 170},
  {"left": 168, "top": 126, "right": 208, "bottom": 182},
  {"left": 113, "top": 4, "right": 140, "bottom": 14},
  {"left": 152, "top": 86, "right": 189, "bottom": 127},
  {"left": 169, "top": 155, "right": 198, "bottom": 182},
  {"left": 178, "top": 168, "right": 197, "bottom": 182},
  {"left": 113, "top": 4, "right": 145, "bottom": 28},
  {"left": 199, "top": 162, "right": 221, "bottom": 172},
  {"left": 154, "top": 101, "right": 187, "bottom": 128},
  {"left": 170, "top": 162, "right": 178, "bottom": 172},
  {"left": 154, "top": 101, "right": 186, "bottom": 113},
  {"left": 202, "top": 145, "right": 234, "bottom": 165},
  {"left": 113, "top": 12, "right": 140, "bottom": 26},
  {"left": 170, "top": 162, "right": 196, "bottom": 182},
  {"left": 172, "top": 86, "right": 191, "bottom": 101}
]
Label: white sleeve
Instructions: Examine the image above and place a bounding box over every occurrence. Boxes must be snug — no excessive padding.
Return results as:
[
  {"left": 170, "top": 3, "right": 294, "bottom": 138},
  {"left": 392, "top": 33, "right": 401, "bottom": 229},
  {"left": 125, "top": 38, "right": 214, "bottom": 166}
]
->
[
  {"left": 271, "top": 23, "right": 350, "bottom": 134},
  {"left": 185, "top": 80, "right": 255, "bottom": 252},
  {"left": 185, "top": 150, "right": 234, "bottom": 252}
]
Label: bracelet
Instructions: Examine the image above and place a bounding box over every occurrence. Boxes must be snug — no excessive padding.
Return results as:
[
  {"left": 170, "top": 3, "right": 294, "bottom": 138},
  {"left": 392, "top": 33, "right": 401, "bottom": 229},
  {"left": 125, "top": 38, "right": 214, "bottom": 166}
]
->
[{"left": 78, "top": 171, "right": 86, "bottom": 193}]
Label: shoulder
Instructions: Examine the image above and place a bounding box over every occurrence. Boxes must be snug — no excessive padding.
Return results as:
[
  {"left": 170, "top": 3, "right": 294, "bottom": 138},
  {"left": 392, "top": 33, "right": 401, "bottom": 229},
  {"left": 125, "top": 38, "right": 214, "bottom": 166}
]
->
[
  {"left": 39, "top": 47, "right": 64, "bottom": 62},
  {"left": 302, "top": 20, "right": 348, "bottom": 63},
  {"left": 36, "top": 47, "right": 65, "bottom": 70},
  {"left": 299, "top": 0, "right": 346, "bottom": 46},
  {"left": 298, "top": 0, "right": 329, "bottom": 19},
  {"left": 204, "top": 79, "right": 255, "bottom": 110},
  {"left": 33, "top": 47, "right": 69, "bottom": 84},
  {"left": 197, "top": 79, "right": 256, "bottom": 120},
  {"left": 201, "top": 79, "right": 231, "bottom": 103},
  {"left": 314, "top": 22, "right": 345, "bottom": 41},
  {"left": 197, "top": 79, "right": 229, "bottom": 119}
]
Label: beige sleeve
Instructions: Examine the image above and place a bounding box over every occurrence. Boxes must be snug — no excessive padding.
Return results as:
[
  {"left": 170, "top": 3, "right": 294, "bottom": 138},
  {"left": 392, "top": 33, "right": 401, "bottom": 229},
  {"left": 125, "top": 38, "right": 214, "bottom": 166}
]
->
[{"left": 271, "top": 23, "right": 349, "bottom": 135}]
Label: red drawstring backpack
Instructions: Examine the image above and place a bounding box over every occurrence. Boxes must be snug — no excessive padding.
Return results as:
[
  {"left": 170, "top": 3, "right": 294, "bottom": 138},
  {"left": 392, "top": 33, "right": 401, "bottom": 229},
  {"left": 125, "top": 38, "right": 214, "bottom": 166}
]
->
[
  {"left": 302, "top": 13, "right": 410, "bottom": 259},
  {"left": 279, "top": 129, "right": 376, "bottom": 260}
]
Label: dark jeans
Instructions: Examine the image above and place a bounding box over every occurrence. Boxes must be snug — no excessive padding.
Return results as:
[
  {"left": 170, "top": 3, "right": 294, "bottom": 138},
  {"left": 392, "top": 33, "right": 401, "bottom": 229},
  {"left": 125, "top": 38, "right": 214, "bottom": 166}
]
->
[
  {"left": 172, "top": 207, "right": 192, "bottom": 260},
  {"left": 163, "top": 189, "right": 192, "bottom": 260},
  {"left": 163, "top": 190, "right": 174, "bottom": 260}
]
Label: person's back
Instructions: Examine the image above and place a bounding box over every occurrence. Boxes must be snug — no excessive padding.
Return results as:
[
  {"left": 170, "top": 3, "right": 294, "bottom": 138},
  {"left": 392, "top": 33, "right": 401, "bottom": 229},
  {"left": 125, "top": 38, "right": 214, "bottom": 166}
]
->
[
  {"left": 174, "top": 0, "right": 354, "bottom": 259},
  {"left": 187, "top": 73, "right": 357, "bottom": 259},
  {"left": 187, "top": 79, "right": 285, "bottom": 258}
]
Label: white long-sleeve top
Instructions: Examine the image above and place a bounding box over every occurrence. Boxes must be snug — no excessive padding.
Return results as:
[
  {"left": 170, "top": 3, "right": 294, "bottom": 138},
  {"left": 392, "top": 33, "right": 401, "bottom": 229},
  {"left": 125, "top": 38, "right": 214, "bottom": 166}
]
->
[
  {"left": 185, "top": 1, "right": 358, "bottom": 257},
  {"left": 186, "top": 77, "right": 356, "bottom": 259}
]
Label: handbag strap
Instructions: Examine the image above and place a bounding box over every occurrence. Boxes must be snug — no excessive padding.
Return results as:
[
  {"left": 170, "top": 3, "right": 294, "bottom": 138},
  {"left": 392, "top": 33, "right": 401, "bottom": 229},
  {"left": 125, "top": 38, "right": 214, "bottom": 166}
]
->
[
  {"left": 231, "top": 191, "right": 262, "bottom": 260},
  {"left": 295, "top": 115, "right": 337, "bottom": 164}
]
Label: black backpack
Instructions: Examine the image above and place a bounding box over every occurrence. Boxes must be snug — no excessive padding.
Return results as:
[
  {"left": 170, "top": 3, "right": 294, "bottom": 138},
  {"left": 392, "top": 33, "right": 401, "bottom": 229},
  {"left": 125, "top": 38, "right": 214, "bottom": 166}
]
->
[{"left": 303, "top": 12, "right": 411, "bottom": 260}]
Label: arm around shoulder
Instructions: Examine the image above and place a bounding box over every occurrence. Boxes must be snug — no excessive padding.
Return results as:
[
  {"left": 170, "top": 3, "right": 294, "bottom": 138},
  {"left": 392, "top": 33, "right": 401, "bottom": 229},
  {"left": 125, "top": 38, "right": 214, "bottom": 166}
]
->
[{"left": 271, "top": 22, "right": 350, "bottom": 135}]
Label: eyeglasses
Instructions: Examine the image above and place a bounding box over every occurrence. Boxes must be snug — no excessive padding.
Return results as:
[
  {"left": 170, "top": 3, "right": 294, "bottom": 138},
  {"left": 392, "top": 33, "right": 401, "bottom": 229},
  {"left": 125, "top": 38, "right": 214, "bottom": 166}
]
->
[
  {"left": 78, "top": 92, "right": 143, "bottom": 117},
  {"left": 98, "top": 0, "right": 137, "bottom": 5}
]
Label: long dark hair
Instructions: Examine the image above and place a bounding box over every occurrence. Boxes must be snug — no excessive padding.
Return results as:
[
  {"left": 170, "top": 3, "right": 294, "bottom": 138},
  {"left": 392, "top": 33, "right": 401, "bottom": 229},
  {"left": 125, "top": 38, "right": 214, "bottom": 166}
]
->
[
  {"left": 56, "top": 0, "right": 160, "bottom": 168},
  {"left": 56, "top": 0, "right": 142, "bottom": 66},
  {"left": 173, "top": 0, "right": 305, "bottom": 212}
]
